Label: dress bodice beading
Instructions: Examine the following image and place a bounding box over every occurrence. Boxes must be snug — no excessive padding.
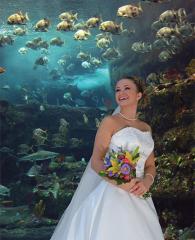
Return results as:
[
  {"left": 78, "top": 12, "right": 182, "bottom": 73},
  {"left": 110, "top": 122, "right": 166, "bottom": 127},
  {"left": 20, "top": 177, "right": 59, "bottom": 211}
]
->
[{"left": 108, "top": 127, "right": 154, "bottom": 178}]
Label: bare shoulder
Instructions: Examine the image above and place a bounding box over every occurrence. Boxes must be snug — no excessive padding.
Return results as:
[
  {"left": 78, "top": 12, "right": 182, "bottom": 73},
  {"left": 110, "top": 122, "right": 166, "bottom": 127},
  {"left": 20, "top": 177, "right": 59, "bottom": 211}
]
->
[
  {"left": 99, "top": 115, "right": 116, "bottom": 130},
  {"left": 95, "top": 115, "right": 116, "bottom": 139},
  {"left": 138, "top": 120, "right": 152, "bottom": 133}
]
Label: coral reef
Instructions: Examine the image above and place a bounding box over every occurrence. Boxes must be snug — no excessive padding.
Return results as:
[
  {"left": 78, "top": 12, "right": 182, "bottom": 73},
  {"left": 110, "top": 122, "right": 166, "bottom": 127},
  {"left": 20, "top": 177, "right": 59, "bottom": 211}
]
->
[
  {"left": 33, "top": 128, "right": 48, "bottom": 145},
  {"left": 51, "top": 118, "right": 69, "bottom": 147}
]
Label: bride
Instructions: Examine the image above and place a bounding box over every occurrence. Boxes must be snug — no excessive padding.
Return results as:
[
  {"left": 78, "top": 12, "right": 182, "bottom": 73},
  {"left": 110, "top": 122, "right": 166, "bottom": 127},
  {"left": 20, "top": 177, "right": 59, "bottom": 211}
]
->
[{"left": 50, "top": 76, "right": 164, "bottom": 240}]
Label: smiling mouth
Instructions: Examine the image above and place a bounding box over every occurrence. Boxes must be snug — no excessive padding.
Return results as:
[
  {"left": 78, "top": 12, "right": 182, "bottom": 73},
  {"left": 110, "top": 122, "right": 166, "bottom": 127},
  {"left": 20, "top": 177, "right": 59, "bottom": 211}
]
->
[{"left": 119, "top": 97, "right": 128, "bottom": 101}]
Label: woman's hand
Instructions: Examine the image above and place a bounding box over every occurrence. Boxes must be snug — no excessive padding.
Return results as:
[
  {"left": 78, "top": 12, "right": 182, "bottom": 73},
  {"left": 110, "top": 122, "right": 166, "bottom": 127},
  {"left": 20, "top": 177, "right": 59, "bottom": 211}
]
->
[
  {"left": 118, "top": 178, "right": 141, "bottom": 192},
  {"left": 129, "top": 178, "right": 151, "bottom": 197}
]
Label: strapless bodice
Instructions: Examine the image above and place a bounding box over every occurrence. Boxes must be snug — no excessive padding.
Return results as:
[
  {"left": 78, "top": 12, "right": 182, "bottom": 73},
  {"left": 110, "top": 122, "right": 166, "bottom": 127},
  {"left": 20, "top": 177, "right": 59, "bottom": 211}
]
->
[{"left": 108, "top": 127, "right": 154, "bottom": 178}]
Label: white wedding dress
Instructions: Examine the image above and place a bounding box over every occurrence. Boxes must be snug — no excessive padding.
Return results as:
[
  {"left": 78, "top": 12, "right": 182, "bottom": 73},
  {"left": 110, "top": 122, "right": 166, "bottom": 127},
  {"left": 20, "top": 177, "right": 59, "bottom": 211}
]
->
[{"left": 50, "top": 126, "right": 164, "bottom": 240}]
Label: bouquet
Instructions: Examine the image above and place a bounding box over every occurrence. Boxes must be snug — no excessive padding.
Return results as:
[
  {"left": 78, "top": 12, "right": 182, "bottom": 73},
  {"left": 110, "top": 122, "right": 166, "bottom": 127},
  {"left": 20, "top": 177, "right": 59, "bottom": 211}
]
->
[
  {"left": 99, "top": 146, "right": 151, "bottom": 198},
  {"left": 99, "top": 146, "right": 140, "bottom": 185}
]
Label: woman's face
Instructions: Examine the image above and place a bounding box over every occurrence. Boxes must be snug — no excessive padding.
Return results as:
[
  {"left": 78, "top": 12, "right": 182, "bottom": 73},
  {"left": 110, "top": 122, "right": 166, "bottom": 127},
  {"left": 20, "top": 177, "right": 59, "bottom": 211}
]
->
[{"left": 115, "top": 79, "right": 142, "bottom": 106}]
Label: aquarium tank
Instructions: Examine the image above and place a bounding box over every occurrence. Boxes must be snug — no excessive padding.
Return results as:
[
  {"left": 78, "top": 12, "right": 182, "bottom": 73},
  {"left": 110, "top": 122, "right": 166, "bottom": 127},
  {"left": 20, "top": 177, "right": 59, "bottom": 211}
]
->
[{"left": 0, "top": 0, "right": 194, "bottom": 239}]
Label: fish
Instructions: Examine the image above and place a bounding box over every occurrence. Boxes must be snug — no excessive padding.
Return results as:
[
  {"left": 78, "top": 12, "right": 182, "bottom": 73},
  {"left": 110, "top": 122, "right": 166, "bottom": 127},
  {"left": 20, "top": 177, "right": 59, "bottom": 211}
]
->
[
  {"left": 102, "top": 47, "right": 121, "bottom": 60},
  {"left": 73, "top": 21, "right": 88, "bottom": 30},
  {"left": 63, "top": 92, "right": 72, "bottom": 101},
  {"left": 159, "top": 8, "right": 187, "bottom": 24},
  {"left": 81, "top": 61, "right": 91, "bottom": 69},
  {"left": 18, "top": 47, "right": 28, "bottom": 55},
  {"left": 131, "top": 41, "right": 152, "bottom": 53},
  {"left": 168, "top": 35, "right": 183, "bottom": 53},
  {"left": 0, "top": 67, "right": 5, "bottom": 74},
  {"left": 158, "top": 50, "right": 174, "bottom": 62},
  {"left": 96, "top": 37, "right": 111, "bottom": 49},
  {"left": 7, "top": 11, "right": 29, "bottom": 25},
  {"left": 0, "top": 34, "right": 14, "bottom": 46},
  {"left": 57, "top": 59, "right": 66, "bottom": 66},
  {"left": 178, "top": 23, "right": 195, "bottom": 38},
  {"left": 146, "top": 73, "right": 159, "bottom": 85},
  {"left": 86, "top": 17, "right": 101, "bottom": 28},
  {"left": 117, "top": 3, "right": 143, "bottom": 18},
  {"left": 59, "top": 12, "right": 78, "bottom": 22},
  {"left": 152, "top": 39, "right": 168, "bottom": 49},
  {"left": 13, "top": 27, "right": 26, "bottom": 36},
  {"left": 25, "top": 37, "right": 49, "bottom": 50},
  {"left": 76, "top": 51, "right": 91, "bottom": 61},
  {"left": 99, "top": 21, "right": 123, "bottom": 34},
  {"left": 33, "top": 56, "right": 48, "bottom": 69},
  {"left": 156, "top": 27, "right": 180, "bottom": 39},
  {"left": 38, "top": 40, "right": 49, "bottom": 49},
  {"left": 151, "top": 20, "right": 166, "bottom": 32},
  {"left": 74, "top": 30, "right": 91, "bottom": 40},
  {"left": 57, "top": 20, "right": 73, "bottom": 31},
  {"left": 90, "top": 57, "right": 102, "bottom": 67},
  {"left": 34, "top": 18, "right": 50, "bottom": 32},
  {"left": 50, "top": 37, "right": 64, "bottom": 46}
]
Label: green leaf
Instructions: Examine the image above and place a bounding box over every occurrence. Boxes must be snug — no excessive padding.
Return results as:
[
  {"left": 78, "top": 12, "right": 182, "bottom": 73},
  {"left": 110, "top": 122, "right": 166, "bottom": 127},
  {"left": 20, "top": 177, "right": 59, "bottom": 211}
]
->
[
  {"left": 99, "top": 172, "right": 107, "bottom": 177},
  {"left": 132, "top": 146, "right": 140, "bottom": 158}
]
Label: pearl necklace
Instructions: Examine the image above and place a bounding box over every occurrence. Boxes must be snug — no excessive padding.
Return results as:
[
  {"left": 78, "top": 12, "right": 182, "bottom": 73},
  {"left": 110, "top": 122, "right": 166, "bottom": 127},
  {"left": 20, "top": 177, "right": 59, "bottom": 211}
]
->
[{"left": 119, "top": 112, "right": 137, "bottom": 121}]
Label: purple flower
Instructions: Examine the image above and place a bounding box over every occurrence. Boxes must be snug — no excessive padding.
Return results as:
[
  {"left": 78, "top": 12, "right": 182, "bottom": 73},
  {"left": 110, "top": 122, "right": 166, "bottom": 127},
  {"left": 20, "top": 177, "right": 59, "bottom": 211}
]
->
[
  {"left": 120, "top": 163, "right": 131, "bottom": 175},
  {"left": 108, "top": 171, "right": 114, "bottom": 177},
  {"left": 105, "top": 155, "right": 111, "bottom": 165}
]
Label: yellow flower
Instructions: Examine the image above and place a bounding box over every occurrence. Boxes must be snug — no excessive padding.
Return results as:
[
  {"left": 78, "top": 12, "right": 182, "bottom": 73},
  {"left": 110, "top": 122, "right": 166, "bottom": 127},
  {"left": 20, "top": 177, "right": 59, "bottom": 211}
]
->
[
  {"left": 125, "top": 150, "right": 135, "bottom": 164},
  {"left": 107, "top": 159, "right": 120, "bottom": 174}
]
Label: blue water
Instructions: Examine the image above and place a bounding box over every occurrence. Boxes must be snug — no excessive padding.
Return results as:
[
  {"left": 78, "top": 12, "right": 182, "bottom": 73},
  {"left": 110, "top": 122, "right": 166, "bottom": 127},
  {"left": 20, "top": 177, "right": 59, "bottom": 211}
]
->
[{"left": 0, "top": 0, "right": 194, "bottom": 106}]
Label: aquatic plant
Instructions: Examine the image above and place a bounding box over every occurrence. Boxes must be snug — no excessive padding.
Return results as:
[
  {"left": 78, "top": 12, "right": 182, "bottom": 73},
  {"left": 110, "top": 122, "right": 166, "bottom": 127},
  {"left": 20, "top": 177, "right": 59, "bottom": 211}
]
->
[
  {"left": 33, "top": 199, "right": 45, "bottom": 219},
  {"left": 33, "top": 173, "right": 60, "bottom": 199},
  {"left": 185, "top": 59, "right": 195, "bottom": 76},
  {"left": 164, "top": 224, "right": 178, "bottom": 240},
  {"left": 150, "top": 152, "right": 193, "bottom": 197}
]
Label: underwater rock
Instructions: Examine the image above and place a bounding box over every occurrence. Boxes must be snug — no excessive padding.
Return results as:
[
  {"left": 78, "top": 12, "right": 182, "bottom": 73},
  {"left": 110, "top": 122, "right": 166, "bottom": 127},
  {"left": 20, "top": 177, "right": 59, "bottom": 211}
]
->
[{"left": 19, "top": 150, "right": 59, "bottom": 162}]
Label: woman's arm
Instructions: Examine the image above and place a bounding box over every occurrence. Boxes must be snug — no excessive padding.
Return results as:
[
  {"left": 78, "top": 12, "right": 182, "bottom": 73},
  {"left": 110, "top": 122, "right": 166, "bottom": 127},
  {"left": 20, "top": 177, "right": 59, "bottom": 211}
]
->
[
  {"left": 130, "top": 124, "right": 156, "bottom": 196},
  {"left": 91, "top": 116, "right": 134, "bottom": 191},
  {"left": 143, "top": 150, "right": 156, "bottom": 188}
]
